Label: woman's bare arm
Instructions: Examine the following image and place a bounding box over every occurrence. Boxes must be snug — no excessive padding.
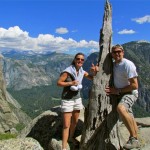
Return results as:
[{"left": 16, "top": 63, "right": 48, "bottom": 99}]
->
[{"left": 57, "top": 72, "right": 79, "bottom": 87}]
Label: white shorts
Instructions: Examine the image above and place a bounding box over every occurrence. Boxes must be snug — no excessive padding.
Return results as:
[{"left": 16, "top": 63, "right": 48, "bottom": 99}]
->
[{"left": 61, "top": 98, "right": 83, "bottom": 112}]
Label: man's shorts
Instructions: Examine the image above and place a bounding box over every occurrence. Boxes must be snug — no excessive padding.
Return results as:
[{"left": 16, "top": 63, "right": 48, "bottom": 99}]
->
[
  {"left": 61, "top": 98, "right": 83, "bottom": 112},
  {"left": 118, "top": 93, "right": 138, "bottom": 117}
]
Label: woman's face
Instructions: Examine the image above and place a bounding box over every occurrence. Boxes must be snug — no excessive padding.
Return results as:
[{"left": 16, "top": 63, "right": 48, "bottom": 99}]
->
[{"left": 74, "top": 54, "right": 85, "bottom": 68}]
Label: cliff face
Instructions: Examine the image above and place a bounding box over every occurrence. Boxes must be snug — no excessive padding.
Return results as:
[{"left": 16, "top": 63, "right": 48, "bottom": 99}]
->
[
  {"left": 2, "top": 52, "right": 73, "bottom": 90},
  {"left": 0, "top": 54, "right": 31, "bottom": 133}
]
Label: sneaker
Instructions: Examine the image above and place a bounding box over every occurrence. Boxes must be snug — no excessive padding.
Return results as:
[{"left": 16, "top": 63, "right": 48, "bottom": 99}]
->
[{"left": 123, "top": 137, "right": 140, "bottom": 149}]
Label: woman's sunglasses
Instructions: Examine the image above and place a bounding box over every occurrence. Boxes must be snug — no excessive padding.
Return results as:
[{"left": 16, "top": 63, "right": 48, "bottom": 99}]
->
[{"left": 76, "top": 58, "right": 84, "bottom": 61}]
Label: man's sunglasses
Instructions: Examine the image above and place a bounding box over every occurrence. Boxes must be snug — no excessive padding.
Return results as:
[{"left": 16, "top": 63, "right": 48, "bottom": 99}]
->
[
  {"left": 112, "top": 50, "right": 122, "bottom": 54},
  {"left": 76, "top": 58, "right": 84, "bottom": 61}
]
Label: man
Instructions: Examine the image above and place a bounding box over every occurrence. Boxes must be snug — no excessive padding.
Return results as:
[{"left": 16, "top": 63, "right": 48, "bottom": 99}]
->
[{"left": 105, "top": 44, "right": 140, "bottom": 149}]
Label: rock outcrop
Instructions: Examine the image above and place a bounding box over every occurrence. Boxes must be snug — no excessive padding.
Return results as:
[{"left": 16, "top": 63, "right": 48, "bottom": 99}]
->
[
  {"left": 16, "top": 107, "right": 150, "bottom": 150},
  {"left": 0, "top": 107, "right": 150, "bottom": 150},
  {"left": 0, "top": 54, "right": 31, "bottom": 133},
  {"left": 0, "top": 137, "right": 43, "bottom": 150},
  {"left": 19, "top": 108, "right": 62, "bottom": 150},
  {"left": 18, "top": 106, "right": 84, "bottom": 150},
  {"left": 119, "top": 117, "right": 150, "bottom": 149}
]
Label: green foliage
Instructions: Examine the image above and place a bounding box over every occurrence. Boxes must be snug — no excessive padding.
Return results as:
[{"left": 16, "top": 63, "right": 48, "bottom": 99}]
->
[
  {"left": 7, "top": 81, "right": 62, "bottom": 118},
  {"left": 15, "top": 123, "right": 25, "bottom": 131},
  {"left": 27, "top": 63, "right": 35, "bottom": 68},
  {"left": 133, "top": 104, "right": 150, "bottom": 118},
  {"left": 0, "top": 133, "right": 17, "bottom": 140}
]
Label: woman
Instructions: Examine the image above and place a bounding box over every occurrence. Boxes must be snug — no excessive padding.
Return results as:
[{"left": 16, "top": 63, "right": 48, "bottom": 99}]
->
[{"left": 57, "top": 52, "right": 98, "bottom": 150}]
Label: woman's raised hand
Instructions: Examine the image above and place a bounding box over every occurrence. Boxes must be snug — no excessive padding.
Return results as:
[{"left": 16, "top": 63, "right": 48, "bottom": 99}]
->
[{"left": 90, "top": 63, "right": 99, "bottom": 75}]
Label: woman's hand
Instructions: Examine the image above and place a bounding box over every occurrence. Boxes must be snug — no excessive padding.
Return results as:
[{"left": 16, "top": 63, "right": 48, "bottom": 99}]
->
[
  {"left": 72, "top": 80, "right": 79, "bottom": 86},
  {"left": 90, "top": 63, "right": 99, "bottom": 76}
]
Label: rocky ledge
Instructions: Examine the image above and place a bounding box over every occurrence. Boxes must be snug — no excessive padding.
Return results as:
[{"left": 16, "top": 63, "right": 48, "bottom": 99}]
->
[{"left": 0, "top": 107, "right": 150, "bottom": 150}]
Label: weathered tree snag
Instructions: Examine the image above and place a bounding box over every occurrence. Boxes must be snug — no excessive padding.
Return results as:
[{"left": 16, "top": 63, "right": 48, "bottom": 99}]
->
[{"left": 80, "top": 1, "right": 122, "bottom": 149}]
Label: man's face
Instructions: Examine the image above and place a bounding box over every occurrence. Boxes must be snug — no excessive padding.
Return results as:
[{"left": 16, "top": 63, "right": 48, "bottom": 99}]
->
[{"left": 111, "top": 48, "right": 124, "bottom": 63}]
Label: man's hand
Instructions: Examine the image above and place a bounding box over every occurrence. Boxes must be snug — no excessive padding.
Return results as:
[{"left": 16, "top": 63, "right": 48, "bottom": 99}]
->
[{"left": 105, "top": 86, "right": 119, "bottom": 95}]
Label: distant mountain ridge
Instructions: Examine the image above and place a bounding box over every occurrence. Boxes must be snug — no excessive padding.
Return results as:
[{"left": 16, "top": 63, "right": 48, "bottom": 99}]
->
[
  {"left": 0, "top": 49, "right": 54, "bottom": 57},
  {"left": 1, "top": 40, "right": 150, "bottom": 117},
  {"left": 2, "top": 52, "right": 74, "bottom": 90}
]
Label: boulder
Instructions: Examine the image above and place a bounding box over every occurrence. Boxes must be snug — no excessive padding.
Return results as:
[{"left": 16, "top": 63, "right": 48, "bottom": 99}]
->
[
  {"left": 19, "top": 106, "right": 84, "bottom": 150},
  {"left": 0, "top": 137, "right": 43, "bottom": 150}
]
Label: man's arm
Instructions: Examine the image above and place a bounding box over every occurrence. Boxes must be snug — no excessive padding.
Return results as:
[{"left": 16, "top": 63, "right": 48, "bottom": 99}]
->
[
  {"left": 105, "top": 77, "right": 138, "bottom": 95},
  {"left": 120, "top": 77, "right": 138, "bottom": 93}
]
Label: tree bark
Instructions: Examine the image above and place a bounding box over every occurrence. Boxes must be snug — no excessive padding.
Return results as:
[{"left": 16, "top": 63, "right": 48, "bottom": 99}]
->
[{"left": 80, "top": 1, "right": 122, "bottom": 149}]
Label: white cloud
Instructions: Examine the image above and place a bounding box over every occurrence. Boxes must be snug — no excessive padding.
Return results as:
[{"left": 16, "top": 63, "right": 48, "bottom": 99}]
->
[
  {"left": 118, "top": 29, "right": 136, "bottom": 34},
  {"left": 132, "top": 15, "right": 150, "bottom": 24},
  {"left": 55, "top": 27, "right": 69, "bottom": 34},
  {"left": 0, "top": 26, "right": 99, "bottom": 53},
  {"left": 90, "top": 48, "right": 99, "bottom": 54},
  {"left": 0, "top": 26, "right": 28, "bottom": 40}
]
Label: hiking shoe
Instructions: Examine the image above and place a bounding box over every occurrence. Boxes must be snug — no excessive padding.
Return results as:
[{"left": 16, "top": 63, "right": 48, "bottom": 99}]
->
[{"left": 123, "top": 137, "right": 140, "bottom": 149}]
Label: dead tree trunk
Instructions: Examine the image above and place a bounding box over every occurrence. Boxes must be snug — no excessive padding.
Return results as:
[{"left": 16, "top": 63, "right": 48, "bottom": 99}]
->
[{"left": 80, "top": 1, "right": 122, "bottom": 149}]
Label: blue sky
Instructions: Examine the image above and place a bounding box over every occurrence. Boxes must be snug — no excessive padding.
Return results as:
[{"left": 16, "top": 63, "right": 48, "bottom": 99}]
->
[{"left": 0, "top": 0, "right": 150, "bottom": 55}]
